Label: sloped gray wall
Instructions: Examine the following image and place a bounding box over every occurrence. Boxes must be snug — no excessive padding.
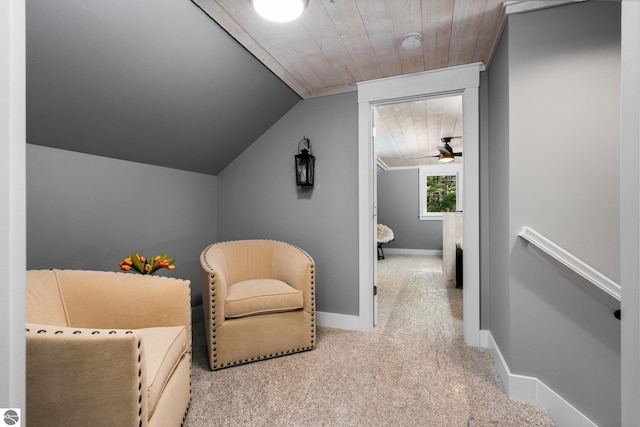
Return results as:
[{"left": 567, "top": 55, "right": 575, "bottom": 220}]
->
[
  {"left": 217, "top": 92, "right": 359, "bottom": 316},
  {"left": 26, "top": 0, "right": 300, "bottom": 175},
  {"left": 26, "top": 144, "right": 217, "bottom": 311}
]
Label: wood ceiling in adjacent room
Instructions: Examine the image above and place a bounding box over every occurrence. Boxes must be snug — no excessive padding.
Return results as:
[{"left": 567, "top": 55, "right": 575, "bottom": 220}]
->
[
  {"left": 375, "top": 94, "right": 463, "bottom": 169},
  {"left": 194, "top": 0, "right": 506, "bottom": 99}
]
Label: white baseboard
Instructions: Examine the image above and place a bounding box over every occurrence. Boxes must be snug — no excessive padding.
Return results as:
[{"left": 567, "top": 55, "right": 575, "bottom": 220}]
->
[
  {"left": 316, "top": 311, "right": 364, "bottom": 331},
  {"left": 480, "top": 330, "right": 597, "bottom": 427},
  {"left": 383, "top": 248, "right": 443, "bottom": 256}
]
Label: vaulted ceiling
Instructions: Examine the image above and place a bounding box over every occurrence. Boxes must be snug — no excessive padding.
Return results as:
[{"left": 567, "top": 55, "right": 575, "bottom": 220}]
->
[
  {"left": 26, "top": 0, "right": 515, "bottom": 175},
  {"left": 191, "top": 0, "right": 510, "bottom": 169}
]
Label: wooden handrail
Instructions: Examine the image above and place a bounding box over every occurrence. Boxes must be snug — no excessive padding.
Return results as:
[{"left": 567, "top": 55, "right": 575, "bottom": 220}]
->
[{"left": 518, "top": 227, "right": 621, "bottom": 303}]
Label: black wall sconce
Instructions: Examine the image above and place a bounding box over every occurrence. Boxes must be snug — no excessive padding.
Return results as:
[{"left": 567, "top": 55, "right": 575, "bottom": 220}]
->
[{"left": 295, "top": 137, "right": 315, "bottom": 187}]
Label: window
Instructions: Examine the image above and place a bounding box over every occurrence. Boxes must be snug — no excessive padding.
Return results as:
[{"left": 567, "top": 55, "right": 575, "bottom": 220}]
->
[{"left": 419, "top": 164, "right": 463, "bottom": 220}]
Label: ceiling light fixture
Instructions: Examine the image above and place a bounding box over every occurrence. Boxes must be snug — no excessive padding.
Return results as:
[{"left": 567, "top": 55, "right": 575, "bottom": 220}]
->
[
  {"left": 400, "top": 33, "right": 423, "bottom": 50},
  {"left": 437, "top": 138, "right": 462, "bottom": 163},
  {"left": 438, "top": 152, "right": 455, "bottom": 163},
  {"left": 252, "top": 0, "right": 308, "bottom": 23}
]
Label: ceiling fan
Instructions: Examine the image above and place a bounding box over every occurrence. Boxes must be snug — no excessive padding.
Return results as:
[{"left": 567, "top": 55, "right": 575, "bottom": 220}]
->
[
  {"left": 411, "top": 136, "right": 463, "bottom": 163},
  {"left": 435, "top": 137, "right": 463, "bottom": 163}
]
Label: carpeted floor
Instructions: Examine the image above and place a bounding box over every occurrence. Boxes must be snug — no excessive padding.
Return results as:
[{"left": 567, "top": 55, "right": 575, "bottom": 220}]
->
[{"left": 184, "top": 254, "right": 554, "bottom": 426}]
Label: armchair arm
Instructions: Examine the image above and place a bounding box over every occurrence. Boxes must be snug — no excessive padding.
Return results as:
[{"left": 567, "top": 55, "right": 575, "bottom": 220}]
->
[
  {"left": 272, "top": 243, "right": 315, "bottom": 313},
  {"left": 26, "top": 324, "right": 149, "bottom": 427},
  {"left": 200, "top": 247, "right": 229, "bottom": 329}
]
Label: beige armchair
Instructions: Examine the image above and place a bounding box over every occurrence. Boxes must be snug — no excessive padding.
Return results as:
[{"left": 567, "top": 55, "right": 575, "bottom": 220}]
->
[
  {"left": 200, "top": 240, "right": 316, "bottom": 370},
  {"left": 26, "top": 269, "right": 192, "bottom": 427}
]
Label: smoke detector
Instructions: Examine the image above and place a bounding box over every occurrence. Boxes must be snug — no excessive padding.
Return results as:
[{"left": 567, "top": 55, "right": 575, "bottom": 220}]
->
[{"left": 400, "top": 33, "right": 423, "bottom": 50}]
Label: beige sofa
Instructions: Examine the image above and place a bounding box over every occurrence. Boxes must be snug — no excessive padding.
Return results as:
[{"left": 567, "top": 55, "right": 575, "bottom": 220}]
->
[
  {"left": 26, "top": 269, "right": 192, "bottom": 427},
  {"left": 200, "top": 240, "right": 316, "bottom": 370}
]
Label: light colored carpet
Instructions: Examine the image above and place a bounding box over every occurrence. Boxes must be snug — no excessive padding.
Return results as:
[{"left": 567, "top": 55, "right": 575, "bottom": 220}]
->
[{"left": 184, "top": 254, "right": 554, "bottom": 426}]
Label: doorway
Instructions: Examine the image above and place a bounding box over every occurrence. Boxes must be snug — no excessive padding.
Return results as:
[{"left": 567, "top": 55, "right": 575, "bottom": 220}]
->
[
  {"left": 357, "top": 64, "right": 482, "bottom": 347},
  {"left": 373, "top": 94, "right": 464, "bottom": 325}
]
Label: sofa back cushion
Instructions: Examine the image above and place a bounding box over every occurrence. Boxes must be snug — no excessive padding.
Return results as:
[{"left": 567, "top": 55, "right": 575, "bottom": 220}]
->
[
  {"left": 27, "top": 269, "right": 191, "bottom": 330},
  {"left": 26, "top": 270, "right": 69, "bottom": 326},
  {"left": 56, "top": 270, "right": 187, "bottom": 329}
]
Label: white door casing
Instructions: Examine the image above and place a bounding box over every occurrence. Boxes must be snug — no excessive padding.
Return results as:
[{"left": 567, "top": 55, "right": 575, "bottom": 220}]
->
[{"left": 357, "top": 63, "right": 483, "bottom": 347}]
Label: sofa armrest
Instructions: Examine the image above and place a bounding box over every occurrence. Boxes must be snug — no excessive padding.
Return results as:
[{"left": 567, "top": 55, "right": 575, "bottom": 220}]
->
[
  {"left": 272, "top": 244, "right": 315, "bottom": 313},
  {"left": 26, "top": 324, "right": 149, "bottom": 426}
]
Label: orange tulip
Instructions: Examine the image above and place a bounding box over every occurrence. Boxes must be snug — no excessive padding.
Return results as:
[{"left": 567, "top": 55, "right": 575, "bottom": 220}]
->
[{"left": 119, "top": 253, "right": 176, "bottom": 274}]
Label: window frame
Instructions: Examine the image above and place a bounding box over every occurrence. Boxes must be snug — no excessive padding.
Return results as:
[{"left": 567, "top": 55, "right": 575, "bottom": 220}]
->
[{"left": 419, "top": 163, "right": 463, "bottom": 221}]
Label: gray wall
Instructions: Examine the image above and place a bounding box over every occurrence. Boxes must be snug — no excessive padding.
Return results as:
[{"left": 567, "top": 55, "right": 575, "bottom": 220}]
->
[
  {"left": 486, "top": 24, "right": 512, "bottom": 361},
  {"left": 509, "top": 2, "right": 620, "bottom": 282},
  {"left": 26, "top": 144, "right": 218, "bottom": 311},
  {"left": 217, "top": 92, "right": 359, "bottom": 316},
  {"left": 485, "top": 2, "right": 621, "bottom": 425},
  {"left": 376, "top": 167, "right": 443, "bottom": 250}
]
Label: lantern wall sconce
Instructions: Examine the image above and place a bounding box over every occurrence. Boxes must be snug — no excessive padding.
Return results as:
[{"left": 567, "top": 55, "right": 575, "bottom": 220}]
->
[{"left": 295, "top": 137, "right": 315, "bottom": 187}]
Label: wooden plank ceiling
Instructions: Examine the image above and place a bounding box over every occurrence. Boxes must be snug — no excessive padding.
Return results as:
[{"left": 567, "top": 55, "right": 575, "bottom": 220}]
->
[
  {"left": 194, "top": 0, "right": 505, "bottom": 99},
  {"left": 193, "top": 0, "right": 506, "bottom": 167},
  {"left": 375, "top": 94, "right": 462, "bottom": 168}
]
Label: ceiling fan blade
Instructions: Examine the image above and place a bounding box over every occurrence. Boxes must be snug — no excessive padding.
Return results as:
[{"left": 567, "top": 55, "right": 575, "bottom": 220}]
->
[
  {"left": 437, "top": 146, "right": 452, "bottom": 155},
  {"left": 453, "top": 152, "right": 462, "bottom": 156},
  {"left": 411, "top": 154, "right": 441, "bottom": 159}
]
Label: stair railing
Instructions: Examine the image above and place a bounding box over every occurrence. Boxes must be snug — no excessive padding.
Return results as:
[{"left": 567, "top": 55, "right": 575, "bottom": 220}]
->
[{"left": 518, "top": 226, "right": 621, "bottom": 318}]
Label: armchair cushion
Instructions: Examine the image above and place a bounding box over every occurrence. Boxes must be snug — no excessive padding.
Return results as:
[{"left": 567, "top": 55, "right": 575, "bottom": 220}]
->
[{"left": 225, "top": 279, "right": 303, "bottom": 318}]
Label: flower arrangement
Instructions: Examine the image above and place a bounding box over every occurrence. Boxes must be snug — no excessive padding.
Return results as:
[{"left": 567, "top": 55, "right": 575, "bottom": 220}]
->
[{"left": 119, "top": 253, "right": 176, "bottom": 275}]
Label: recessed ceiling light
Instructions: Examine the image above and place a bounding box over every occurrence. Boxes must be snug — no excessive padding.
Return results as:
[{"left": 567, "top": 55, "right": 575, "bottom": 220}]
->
[
  {"left": 252, "top": 0, "right": 308, "bottom": 23},
  {"left": 400, "top": 33, "right": 423, "bottom": 50}
]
